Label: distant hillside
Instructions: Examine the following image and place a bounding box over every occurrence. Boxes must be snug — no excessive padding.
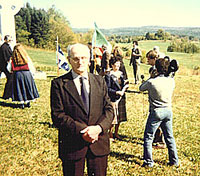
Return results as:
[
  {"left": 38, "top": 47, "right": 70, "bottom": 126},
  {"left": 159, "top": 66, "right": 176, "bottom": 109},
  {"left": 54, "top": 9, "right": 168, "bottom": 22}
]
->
[{"left": 72, "top": 26, "right": 200, "bottom": 38}]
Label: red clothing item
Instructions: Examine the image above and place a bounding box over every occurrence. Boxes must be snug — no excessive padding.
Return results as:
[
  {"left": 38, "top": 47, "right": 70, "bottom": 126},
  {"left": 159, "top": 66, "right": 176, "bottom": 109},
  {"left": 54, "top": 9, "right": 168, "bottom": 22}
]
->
[{"left": 11, "top": 60, "right": 29, "bottom": 71}]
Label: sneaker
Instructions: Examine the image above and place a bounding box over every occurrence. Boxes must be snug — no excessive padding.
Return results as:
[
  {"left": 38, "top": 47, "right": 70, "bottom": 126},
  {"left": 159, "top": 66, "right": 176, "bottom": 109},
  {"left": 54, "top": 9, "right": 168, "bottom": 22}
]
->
[
  {"left": 18, "top": 104, "right": 25, "bottom": 109},
  {"left": 25, "top": 102, "right": 31, "bottom": 108},
  {"left": 142, "top": 163, "right": 154, "bottom": 168},
  {"left": 167, "top": 162, "right": 180, "bottom": 168}
]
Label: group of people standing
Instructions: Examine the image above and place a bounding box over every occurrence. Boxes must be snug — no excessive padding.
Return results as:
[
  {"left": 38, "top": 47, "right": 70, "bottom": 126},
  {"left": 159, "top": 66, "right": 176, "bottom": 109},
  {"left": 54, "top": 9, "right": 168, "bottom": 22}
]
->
[
  {"left": 50, "top": 42, "right": 179, "bottom": 175},
  {"left": 0, "top": 35, "right": 39, "bottom": 108},
  {"left": 0, "top": 36, "right": 179, "bottom": 174}
]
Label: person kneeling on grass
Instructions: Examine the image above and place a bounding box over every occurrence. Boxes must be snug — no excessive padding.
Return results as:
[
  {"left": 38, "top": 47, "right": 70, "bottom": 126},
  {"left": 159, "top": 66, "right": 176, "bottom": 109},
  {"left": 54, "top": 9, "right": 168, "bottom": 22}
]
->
[{"left": 139, "top": 58, "right": 179, "bottom": 168}]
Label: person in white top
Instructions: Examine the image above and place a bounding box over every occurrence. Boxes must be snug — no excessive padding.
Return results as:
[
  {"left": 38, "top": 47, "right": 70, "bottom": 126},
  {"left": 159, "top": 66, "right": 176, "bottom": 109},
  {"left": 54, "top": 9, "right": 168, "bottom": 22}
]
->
[{"left": 139, "top": 58, "right": 179, "bottom": 168}]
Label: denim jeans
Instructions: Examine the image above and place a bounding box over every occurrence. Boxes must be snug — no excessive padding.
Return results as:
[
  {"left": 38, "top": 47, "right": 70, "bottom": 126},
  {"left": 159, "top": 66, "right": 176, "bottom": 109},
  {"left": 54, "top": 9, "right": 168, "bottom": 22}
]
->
[{"left": 143, "top": 108, "right": 179, "bottom": 167}]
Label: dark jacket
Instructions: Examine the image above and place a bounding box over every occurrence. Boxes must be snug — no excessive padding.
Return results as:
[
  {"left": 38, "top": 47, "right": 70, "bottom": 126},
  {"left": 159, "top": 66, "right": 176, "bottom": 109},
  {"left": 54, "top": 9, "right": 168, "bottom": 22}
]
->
[
  {"left": 0, "top": 42, "right": 12, "bottom": 70},
  {"left": 129, "top": 47, "right": 140, "bottom": 65},
  {"left": 50, "top": 71, "right": 114, "bottom": 161},
  {"left": 104, "top": 72, "right": 126, "bottom": 102},
  {"left": 101, "top": 50, "right": 110, "bottom": 70}
]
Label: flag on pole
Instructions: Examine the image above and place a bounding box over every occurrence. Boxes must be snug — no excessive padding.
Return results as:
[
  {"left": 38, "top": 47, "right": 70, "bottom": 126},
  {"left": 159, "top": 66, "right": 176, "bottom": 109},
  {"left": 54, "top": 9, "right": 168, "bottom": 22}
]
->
[
  {"left": 92, "top": 22, "right": 112, "bottom": 53},
  {"left": 57, "top": 45, "right": 70, "bottom": 71}
]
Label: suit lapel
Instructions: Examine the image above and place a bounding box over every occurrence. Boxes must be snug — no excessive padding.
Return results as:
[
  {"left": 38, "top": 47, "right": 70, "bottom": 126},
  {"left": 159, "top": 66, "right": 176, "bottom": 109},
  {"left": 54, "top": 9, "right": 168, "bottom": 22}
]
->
[
  {"left": 88, "top": 74, "right": 100, "bottom": 124},
  {"left": 62, "top": 71, "right": 88, "bottom": 114}
]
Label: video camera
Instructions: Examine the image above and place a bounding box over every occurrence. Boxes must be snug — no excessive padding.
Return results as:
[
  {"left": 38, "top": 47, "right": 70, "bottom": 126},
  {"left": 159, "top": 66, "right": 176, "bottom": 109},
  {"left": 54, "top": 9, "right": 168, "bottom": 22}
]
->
[{"left": 164, "top": 56, "right": 179, "bottom": 77}]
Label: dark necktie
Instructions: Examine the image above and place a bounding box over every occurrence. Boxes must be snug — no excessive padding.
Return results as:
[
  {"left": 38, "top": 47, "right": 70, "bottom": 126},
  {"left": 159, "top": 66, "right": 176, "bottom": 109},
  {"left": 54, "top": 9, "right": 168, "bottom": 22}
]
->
[{"left": 80, "top": 77, "right": 89, "bottom": 113}]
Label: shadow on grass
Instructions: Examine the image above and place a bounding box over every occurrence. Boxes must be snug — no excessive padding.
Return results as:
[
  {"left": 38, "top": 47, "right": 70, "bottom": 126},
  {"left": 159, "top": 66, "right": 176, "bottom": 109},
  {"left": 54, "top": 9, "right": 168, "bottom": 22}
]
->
[
  {"left": 114, "top": 134, "right": 144, "bottom": 145},
  {"left": 110, "top": 151, "right": 142, "bottom": 165},
  {"left": 0, "top": 101, "right": 19, "bottom": 108},
  {"left": 126, "top": 90, "right": 148, "bottom": 94},
  {"left": 39, "top": 121, "right": 56, "bottom": 128}
]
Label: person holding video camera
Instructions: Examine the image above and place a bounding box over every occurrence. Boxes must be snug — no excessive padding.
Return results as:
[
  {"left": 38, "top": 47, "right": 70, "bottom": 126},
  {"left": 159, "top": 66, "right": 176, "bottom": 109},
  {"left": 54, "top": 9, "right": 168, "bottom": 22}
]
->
[
  {"left": 139, "top": 58, "right": 179, "bottom": 168},
  {"left": 146, "top": 50, "right": 166, "bottom": 149}
]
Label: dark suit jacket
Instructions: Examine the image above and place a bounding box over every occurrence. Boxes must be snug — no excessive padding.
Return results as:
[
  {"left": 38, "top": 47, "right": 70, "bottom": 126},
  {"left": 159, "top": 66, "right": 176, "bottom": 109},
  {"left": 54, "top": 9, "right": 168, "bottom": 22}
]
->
[
  {"left": 51, "top": 71, "right": 114, "bottom": 161},
  {"left": 0, "top": 42, "right": 12, "bottom": 71},
  {"left": 129, "top": 48, "right": 140, "bottom": 66},
  {"left": 104, "top": 72, "right": 126, "bottom": 102},
  {"left": 101, "top": 50, "right": 110, "bottom": 70}
]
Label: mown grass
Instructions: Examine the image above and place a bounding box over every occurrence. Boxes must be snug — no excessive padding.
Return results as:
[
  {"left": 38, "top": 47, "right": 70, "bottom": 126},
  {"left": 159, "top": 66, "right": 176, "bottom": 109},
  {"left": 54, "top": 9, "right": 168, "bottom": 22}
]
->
[{"left": 0, "top": 41, "right": 200, "bottom": 175}]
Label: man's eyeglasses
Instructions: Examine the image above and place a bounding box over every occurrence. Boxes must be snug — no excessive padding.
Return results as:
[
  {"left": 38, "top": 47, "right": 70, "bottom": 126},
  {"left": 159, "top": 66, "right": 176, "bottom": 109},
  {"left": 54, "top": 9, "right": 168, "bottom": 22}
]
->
[{"left": 71, "top": 57, "right": 88, "bottom": 63}]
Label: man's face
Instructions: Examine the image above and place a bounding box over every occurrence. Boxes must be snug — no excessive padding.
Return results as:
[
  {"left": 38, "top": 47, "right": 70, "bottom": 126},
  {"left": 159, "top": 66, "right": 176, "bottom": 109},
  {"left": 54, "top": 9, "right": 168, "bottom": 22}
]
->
[
  {"left": 147, "top": 57, "right": 156, "bottom": 66},
  {"left": 112, "top": 61, "right": 121, "bottom": 71},
  {"left": 69, "top": 45, "right": 90, "bottom": 75}
]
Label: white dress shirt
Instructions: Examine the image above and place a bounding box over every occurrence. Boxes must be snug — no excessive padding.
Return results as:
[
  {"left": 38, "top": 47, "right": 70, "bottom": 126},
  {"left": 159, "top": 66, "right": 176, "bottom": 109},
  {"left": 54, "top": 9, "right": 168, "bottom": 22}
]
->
[{"left": 71, "top": 70, "right": 90, "bottom": 95}]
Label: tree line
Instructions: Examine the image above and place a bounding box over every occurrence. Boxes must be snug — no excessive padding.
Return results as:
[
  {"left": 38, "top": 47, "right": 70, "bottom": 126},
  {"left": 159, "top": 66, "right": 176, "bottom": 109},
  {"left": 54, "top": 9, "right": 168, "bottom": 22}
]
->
[
  {"left": 167, "top": 39, "right": 200, "bottom": 53},
  {"left": 15, "top": 3, "right": 92, "bottom": 51},
  {"left": 15, "top": 3, "right": 200, "bottom": 54}
]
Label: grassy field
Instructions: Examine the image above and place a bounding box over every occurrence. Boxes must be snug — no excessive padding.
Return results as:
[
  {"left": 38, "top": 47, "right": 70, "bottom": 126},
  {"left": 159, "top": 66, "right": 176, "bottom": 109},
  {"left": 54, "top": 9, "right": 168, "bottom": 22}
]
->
[{"left": 0, "top": 41, "right": 200, "bottom": 175}]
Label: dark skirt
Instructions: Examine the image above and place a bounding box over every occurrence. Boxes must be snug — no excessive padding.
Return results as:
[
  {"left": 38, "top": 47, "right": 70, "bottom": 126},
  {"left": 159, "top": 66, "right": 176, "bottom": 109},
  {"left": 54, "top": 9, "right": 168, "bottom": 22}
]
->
[
  {"left": 12, "top": 71, "right": 39, "bottom": 102},
  {"left": 117, "top": 95, "right": 127, "bottom": 123}
]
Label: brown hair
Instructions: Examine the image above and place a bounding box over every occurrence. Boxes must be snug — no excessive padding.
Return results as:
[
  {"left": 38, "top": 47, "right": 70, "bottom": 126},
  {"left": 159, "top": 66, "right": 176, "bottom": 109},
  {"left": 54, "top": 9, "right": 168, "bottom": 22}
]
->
[
  {"left": 146, "top": 50, "right": 158, "bottom": 60},
  {"left": 113, "top": 46, "right": 123, "bottom": 57},
  {"left": 12, "top": 43, "right": 29, "bottom": 66},
  {"left": 155, "top": 58, "right": 170, "bottom": 74}
]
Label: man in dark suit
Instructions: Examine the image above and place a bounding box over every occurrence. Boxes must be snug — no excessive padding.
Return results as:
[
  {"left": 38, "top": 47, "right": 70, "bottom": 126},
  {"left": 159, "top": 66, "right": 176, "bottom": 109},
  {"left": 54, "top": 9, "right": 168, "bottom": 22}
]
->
[
  {"left": 0, "top": 35, "right": 13, "bottom": 99},
  {"left": 100, "top": 44, "right": 111, "bottom": 76},
  {"left": 50, "top": 43, "right": 114, "bottom": 176},
  {"left": 129, "top": 41, "right": 142, "bottom": 84},
  {"left": 0, "top": 35, "right": 12, "bottom": 78}
]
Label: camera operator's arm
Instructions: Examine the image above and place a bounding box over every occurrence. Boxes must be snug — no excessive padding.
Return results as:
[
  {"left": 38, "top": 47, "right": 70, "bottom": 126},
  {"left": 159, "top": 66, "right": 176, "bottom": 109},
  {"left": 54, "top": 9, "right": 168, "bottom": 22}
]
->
[{"left": 139, "top": 79, "right": 151, "bottom": 92}]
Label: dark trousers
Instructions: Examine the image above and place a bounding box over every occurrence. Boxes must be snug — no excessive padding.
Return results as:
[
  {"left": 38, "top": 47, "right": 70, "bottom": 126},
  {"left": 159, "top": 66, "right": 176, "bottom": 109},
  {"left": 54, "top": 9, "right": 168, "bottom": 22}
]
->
[
  {"left": 1, "top": 67, "right": 13, "bottom": 99},
  {"left": 0, "top": 67, "right": 11, "bottom": 79},
  {"left": 62, "top": 149, "right": 108, "bottom": 176},
  {"left": 132, "top": 61, "right": 140, "bottom": 84},
  {"left": 89, "top": 60, "right": 95, "bottom": 73},
  {"left": 89, "top": 61, "right": 101, "bottom": 74}
]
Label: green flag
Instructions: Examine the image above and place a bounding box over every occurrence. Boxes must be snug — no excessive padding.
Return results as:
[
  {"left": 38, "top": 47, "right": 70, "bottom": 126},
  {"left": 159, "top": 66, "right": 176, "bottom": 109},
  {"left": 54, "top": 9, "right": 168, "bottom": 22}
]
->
[{"left": 92, "top": 22, "right": 112, "bottom": 52}]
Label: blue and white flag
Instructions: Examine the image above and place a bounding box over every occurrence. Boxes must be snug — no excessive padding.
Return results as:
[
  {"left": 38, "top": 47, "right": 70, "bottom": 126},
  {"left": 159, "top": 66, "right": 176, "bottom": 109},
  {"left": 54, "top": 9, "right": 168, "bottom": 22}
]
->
[{"left": 57, "top": 45, "right": 70, "bottom": 71}]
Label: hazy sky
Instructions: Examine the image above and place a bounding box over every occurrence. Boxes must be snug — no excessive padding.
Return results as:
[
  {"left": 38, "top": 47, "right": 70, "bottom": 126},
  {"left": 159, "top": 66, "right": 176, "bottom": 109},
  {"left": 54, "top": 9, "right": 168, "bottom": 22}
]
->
[{"left": 24, "top": 0, "right": 200, "bottom": 29}]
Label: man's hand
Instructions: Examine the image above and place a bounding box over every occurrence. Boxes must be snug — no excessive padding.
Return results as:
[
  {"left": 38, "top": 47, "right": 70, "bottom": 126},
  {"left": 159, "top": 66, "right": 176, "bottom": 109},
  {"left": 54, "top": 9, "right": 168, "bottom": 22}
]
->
[
  {"left": 116, "top": 90, "right": 124, "bottom": 96},
  {"left": 132, "top": 52, "right": 136, "bottom": 56},
  {"left": 81, "top": 125, "right": 102, "bottom": 143}
]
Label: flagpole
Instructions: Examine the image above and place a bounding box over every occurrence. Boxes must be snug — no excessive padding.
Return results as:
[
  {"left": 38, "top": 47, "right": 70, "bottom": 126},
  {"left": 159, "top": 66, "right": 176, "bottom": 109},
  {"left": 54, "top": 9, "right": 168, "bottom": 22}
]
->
[
  {"left": 94, "top": 35, "right": 97, "bottom": 74},
  {"left": 93, "top": 28, "right": 97, "bottom": 75},
  {"left": 56, "top": 36, "right": 59, "bottom": 76}
]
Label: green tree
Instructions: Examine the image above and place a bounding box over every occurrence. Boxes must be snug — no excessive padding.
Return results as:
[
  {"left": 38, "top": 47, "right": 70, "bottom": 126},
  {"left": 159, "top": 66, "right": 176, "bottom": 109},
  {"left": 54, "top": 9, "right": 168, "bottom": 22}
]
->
[
  {"left": 47, "top": 6, "right": 76, "bottom": 51},
  {"left": 155, "top": 29, "right": 165, "bottom": 40},
  {"left": 31, "top": 8, "right": 50, "bottom": 47}
]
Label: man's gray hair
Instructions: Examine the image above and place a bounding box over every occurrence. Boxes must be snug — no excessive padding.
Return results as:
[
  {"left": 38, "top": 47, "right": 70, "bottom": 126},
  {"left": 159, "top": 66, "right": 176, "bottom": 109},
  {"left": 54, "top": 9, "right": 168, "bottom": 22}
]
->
[
  {"left": 67, "top": 43, "right": 90, "bottom": 58},
  {"left": 67, "top": 45, "right": 72, "bottom": 57}
]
